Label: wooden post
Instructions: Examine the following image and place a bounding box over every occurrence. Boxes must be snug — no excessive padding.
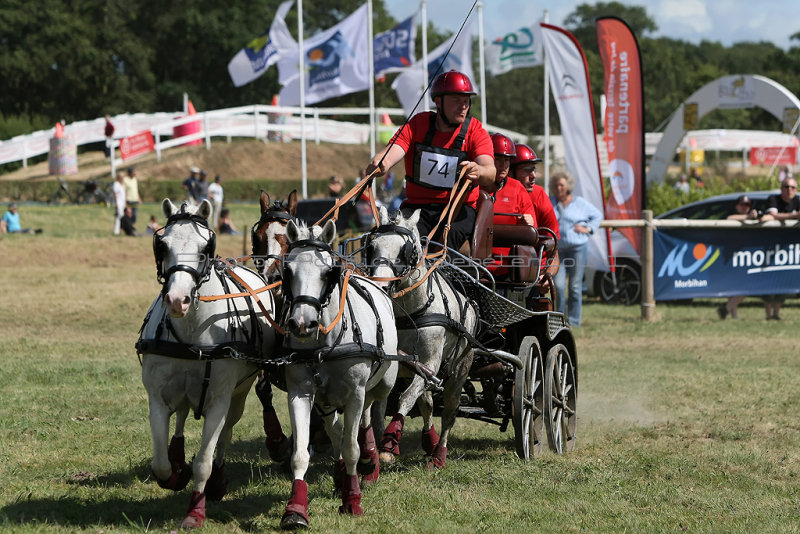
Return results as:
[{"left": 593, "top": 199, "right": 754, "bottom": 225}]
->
[{"left": 641, "top": 209, "right": 655, "bottom": 321}]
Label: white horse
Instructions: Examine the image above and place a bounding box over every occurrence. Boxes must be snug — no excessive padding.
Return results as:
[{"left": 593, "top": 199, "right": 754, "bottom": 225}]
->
[
  {"left": 137, "top": 199, "right": 275, "bottom": 529},
  {"left": 363, "top": 207, "right": 478, "bottom": 469},
  {"left": 278, "top": 219, "right": 398, "bottom": 529}
]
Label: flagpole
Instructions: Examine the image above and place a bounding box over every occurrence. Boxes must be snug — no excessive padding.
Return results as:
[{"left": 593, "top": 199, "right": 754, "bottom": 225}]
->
[
  {"left": 421, "top": 0, "right": 429, "bottom": 112},
  {"left": 477, "top": 1, "right": 487, "bottom": 125},
  {"left": 298, "top": 0, "right": 308, "bottom": 198},
  {"left": 368, "top": 0, "right": 376, "bottom": 159},
  {"left": 542, "top": 10, "right": 550, "bottom": 186}
]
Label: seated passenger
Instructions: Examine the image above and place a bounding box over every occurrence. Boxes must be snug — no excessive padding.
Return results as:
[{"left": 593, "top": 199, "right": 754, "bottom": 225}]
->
[
  {"left": 510, "top": 143, "right": 560, "bottom": 285},
  {"left": 480, "top": 133, "right": 536, "bottom": 279}
]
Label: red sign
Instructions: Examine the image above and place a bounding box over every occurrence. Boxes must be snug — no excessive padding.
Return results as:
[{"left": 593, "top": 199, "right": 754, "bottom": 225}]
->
[
  {"left": 749, "top": 146, "right": 797, "bottom": 166},
  {"left": 119, "top": 131, "right": 155, "bottom": 161}
]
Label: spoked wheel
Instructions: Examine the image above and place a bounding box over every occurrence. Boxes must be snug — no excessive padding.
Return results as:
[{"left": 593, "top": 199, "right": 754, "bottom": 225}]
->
[
  {"left": 512, "top": 336, "right": 544, "bottom": 461},
  {"left": 599, "top": 262, "right": 641, "bottom": 305},
  {"left": 543, "top": 343, "right": 577, "bottom": 453}
]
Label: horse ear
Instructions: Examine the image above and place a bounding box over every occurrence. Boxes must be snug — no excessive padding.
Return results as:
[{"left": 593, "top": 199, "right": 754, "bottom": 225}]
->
[
  {"left": 286, "top": 220, "right": 300, "bottom": 243},
  {"left": 162, "top": 198, "right": 177, "bottom": 218},
  {"left": 320, "top": 219, "right": 337, "bottom": 245},
  {"left": 379, "top": 205, "right": 389, "bottom": 225},
  {"left": 408, "top": 208, "right": 421, "bottom": 228},
  {"left": 198, "top": 199, "right": 213, "bottom": 221},
  {"left": 288, "top": 190, "right": 298, "bottom": 216},
  {"left": 260, "top": 190, "right": 270, "bottom": 213}
]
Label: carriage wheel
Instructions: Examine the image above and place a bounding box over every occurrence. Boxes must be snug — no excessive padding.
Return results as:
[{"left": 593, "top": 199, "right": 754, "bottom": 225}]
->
[
  {"left": 598, "top": 262, "right": 641, "bottom": 305},
  {"left": 543, "top": 343, "right": 577, "bottom": 453},
  {"left": 512, "top": 336, "right": 544, "bottom": 461}
]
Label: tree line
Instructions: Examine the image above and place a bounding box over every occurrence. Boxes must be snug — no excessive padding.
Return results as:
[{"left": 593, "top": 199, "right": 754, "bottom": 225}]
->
[{"left": 1, "top": 1, "right": 799, "bottom": 141}]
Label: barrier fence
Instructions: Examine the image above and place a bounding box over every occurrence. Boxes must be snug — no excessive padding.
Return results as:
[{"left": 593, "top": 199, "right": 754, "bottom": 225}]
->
[{"left": 601, "top": 214, "right": 800, "bottom": 321}]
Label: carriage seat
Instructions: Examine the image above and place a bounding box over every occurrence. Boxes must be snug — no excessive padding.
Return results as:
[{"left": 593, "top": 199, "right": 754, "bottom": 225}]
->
[
  {"left": 469, "top": 190, "right": 494, "bottom": 258},
  {"left": 494, "top": 224, "right": 540, "bottom": 283}
]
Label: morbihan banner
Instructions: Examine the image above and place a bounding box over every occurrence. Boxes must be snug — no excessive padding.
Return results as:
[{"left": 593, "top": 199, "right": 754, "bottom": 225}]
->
[{"left": 654, "top": 227, "right": 800, "bottom": 300}]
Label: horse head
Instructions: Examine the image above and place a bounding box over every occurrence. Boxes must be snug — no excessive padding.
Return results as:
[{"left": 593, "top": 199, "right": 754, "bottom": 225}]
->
[
  {"left": 155, "top": 198, "right": 215, "bottom": 318},
  {"left": 282, "top": 218, "right": 340, "bottom": 339},
  {"left": 363, "top": 206, "right": 422, "bottom": 291},
  {"left": 251, "top": 190, "right": 298, "bottom": 281}
]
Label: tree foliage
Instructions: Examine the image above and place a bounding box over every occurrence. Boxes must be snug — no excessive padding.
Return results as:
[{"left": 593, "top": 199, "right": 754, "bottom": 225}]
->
[{"left": 1, "top": 0, "right": 800, "bottom": 139}]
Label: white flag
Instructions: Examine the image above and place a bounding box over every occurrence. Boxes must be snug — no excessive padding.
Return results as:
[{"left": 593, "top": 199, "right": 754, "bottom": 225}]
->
[
  {"left": 278, "top": 4, "right": 370, "bottom": 106},
  {"left": 227, "top": 1, "right": 296, "bottom": 88},
  {"left": 486, "top": 24, "right": 543, "bottom": 76},
  {"left": 391, "top": 21, "right": 475, "bottom": 117},
  {"left": 540, "top": 23, "right": 609, "bottom": 270}
]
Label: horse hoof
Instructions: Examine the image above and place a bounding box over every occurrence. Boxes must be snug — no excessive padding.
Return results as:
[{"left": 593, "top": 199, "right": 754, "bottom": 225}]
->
[
  {"left": 180, "top": 515, "right": 204, "bottom": 530},
  {"left": 280, "top": 512, "right": 309, "bottom": 530},
  {"left": 154, "top": 464, "right": 191, "bottom": 492},
  {"left": 338, "top": 503, "right": 364, "bottom": 516},
  {"left": 378, "top": 451, "right": 396, "bottom": 464},
  {"left": 426, "top": 445, "right": 447, "bottom": 471},
  {"left": 181, "top": 491, "right": 206, "bottom": 529}
]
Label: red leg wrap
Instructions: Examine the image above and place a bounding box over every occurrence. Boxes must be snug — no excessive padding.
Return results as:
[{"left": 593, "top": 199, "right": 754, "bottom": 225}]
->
[
  {"left": 204, "top": 460, "right": 227, "bottom": 502},
  {"left": 154, "top": 437, "right": 191, "bottom": 491},
  {"left": 338, "top": 474, "right": 364, "bottom": 516},
  {"left": 426, "top": 445, "right": 447, "bottom": 471},
  {"left": 263, "top": 407, "right": 291, "bottom": 463},
  {"left": 332, "top": 458, "right": 346, "bottom": 495},
  {"left": 421, "top": 425, "right": 440, "bottom": 456},
  {"left": 281, "top": 479, "right": 310, "bottom": 527},
  {"left": 180, "top": 491, "right": 206, "bottom": 529},
  {"left": 378, "top": 413, "right": 405, "bottom": 456},
  {"left": 358, "top": 425, "right": 380, "bottom": 485}
]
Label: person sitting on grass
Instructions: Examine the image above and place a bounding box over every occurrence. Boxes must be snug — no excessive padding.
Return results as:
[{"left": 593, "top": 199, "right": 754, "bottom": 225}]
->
[
  {"left": 218, "top": 208, "right": 240, "bottom": 235},
  {"left": 120, "top": 206, "right": 138, "bottom": 237},
  {"left": 1, "top": 203, "right": 42, "bottom": 234}
]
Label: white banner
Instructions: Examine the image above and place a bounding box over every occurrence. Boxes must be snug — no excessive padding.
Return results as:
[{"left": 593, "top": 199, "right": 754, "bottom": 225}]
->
[
  {"left": 227, "top": 0, "right": 296, "bottom": 88},
  {"left": 391, "top": 21, "right": 475, "bottom": 117},
  {"left": 486, "top": 24, "right": 543, "bottom": 76},
  {"left": 540, "top": 23, "right": 608, "bottom": 270},
  {"left": 278, "top": 3, "right": 370, "bottom": 106}
]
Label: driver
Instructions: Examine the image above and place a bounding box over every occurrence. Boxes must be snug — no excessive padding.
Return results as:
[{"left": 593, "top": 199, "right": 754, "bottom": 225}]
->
[{"left": 366, "top": 70, "right": 494, "bottom": 250}]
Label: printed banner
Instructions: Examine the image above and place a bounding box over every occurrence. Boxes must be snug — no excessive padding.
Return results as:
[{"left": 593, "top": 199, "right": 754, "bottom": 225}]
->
[
  {"left": 486, "top": 24, "right": 544, "bottom": 76},
  {"left": 227, "top": 0, "right": 296, "bottom": 87},
  {"left": 654, "top": 228, "right": 800, "bottom": 300},
  {"left": 749, "top": 146, "right": 798, "bottom": 166},
  {"left": 391, "top": 21, "right": 475, "bottom": 116},
  {"left": 540, "top": 23, "right": 608, "bottom": 271},
  {"left": 374, "top": 15, "right": 416, "bottom": 77},
  {"left": 717, "top": 75, "right": 756, "bottom": 109},
  {"left": 278, "top": 3, "right": 370, "bottom": 106},
  {"left": 596, "top": 16, "right": 644, "bottom": 254},
  {"left": 119, "top": 131, "right": 155, "bottom": 161}
]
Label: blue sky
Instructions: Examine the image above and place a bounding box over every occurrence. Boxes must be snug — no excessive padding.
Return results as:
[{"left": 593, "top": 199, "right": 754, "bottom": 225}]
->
[{"left": 384, "top": 0, "right": 797, "bottom": 51}]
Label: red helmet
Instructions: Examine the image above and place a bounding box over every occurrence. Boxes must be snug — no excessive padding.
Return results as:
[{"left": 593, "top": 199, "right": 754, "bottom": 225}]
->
[
  {"left": 491, "top": 133, "right": 516, "bottom": 158},
  {"left": 431, "top": 70, "right": 476, "bottom": 98},
  {"left": 511, "top": 143, "right": 542, "bottom": 167}
]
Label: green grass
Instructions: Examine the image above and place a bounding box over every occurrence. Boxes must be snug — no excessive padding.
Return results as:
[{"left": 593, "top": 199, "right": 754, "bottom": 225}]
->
[{"left": 1, "top": 205, "right": 800, "bottom": 533}]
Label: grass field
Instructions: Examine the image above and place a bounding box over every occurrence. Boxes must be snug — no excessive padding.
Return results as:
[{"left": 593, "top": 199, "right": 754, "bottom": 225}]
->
[{"left": 1, "top": 203, "right": 799, "bottom": 533}]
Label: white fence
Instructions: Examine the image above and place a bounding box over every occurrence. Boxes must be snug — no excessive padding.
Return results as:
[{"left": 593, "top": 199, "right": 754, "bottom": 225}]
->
[{"left": 1, "top": 105, "right": 530, "bottom": 178}]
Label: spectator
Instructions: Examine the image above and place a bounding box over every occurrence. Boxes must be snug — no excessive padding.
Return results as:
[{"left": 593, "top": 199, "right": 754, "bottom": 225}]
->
[
  {"left": 104, "top": 115, "right": 115, "bottom": 159},
  {"left": 758, "top": 178, "right": 799, "bottom": 320},
  {"left": 195, "top": 170, "right": 210, "bottom": 202},
  {"left": 388, "top": 182, "right": 406, "bottom": 216},
  {"left": 146, "top": 215, "right": 161, "bottom": 235},
  {"left": 690, "top": 168, "right": 704, "bottom": 188},
  {"left": 675, "top": 173, "right": 690, "bottom": 194},
  {"left": 328, "top": 175, "right": 345, "bottom": 197},
  {"left": 120, "top": 206, "right": 138, "bottom": 236},
  {"left": 111, "top": 173, "right": 126, "bottom": 235},
  {"left": 182, "top": 166, "right": 200, "bottom": 203},
  {"left": 717, "top": 195, "right": 758, "bottom": 319},
  {"left": 207, "top": 174, "right": 224, "bottom": 230},
  {"left": 778, "top": 165, "right": 792, "bottom": 183},
  {"left": 218, "top": 208, "right": 240, "bottom": 235},
  {"left": 550, "top": 171, "right": 603, "bottom": 327},
  {"left": 1, "top": 203, "right": 42, "bottom": 234},
  {"left": 123, "top": 166, "right": 141, "bottom": 222}
]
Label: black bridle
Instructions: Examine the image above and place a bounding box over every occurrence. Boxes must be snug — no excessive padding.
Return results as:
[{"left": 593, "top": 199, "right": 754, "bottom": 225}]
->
[
  {"left": 251, "top": 203, "right": 296, "bottom": 276},
  {"left": 363, "top": 225, "right": 420, "bottom": 287},
  {"left": 281, "top": 239, "right": 343, "bottom": 314},
  {"left": 153, "top": 208, "right": 216, "bottom": 294}
]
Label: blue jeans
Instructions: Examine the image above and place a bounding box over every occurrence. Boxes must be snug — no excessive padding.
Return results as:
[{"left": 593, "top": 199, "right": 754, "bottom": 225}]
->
[{"left": 554, "top": 243, "right": 587, "bottom": 326}]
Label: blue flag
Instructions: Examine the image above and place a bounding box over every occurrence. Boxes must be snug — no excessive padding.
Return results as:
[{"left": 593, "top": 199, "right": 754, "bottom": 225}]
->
[{"left": 374, "top": 15, "right": 416, "bottom": 78}]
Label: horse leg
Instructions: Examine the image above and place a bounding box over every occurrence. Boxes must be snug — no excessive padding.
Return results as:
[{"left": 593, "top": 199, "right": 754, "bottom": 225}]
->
[
  {"left": 339, "top": 395, "right": 365, "bottom": 516},
  {"left": 149, "top": 397, "right": 191, "bottom": 491},
  {"left": 281, "top": 389, "right": 313, "bottom": 530},
  {"left": 417, "top": 391, "right": 440, "bottom": 456},
  {"left": 255, "top": 371, "right": 290, "bottom": 463},
  {"left": 427, "top": 347, "right": 474, "bottom": 471},
  {"left": 357, "top": 406, "right": 379, "bottom": 486},
  {"left": 181, "top": 396, "right": 232, "bottom": 529},
  {"left": 378, "top": 375, "right": 425, "bottom": 463}
]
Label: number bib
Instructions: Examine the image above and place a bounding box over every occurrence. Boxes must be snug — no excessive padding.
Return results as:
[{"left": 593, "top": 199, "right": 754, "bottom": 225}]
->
[{"left": 407, "top": 114, "right": 471, "bottom": 191}]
